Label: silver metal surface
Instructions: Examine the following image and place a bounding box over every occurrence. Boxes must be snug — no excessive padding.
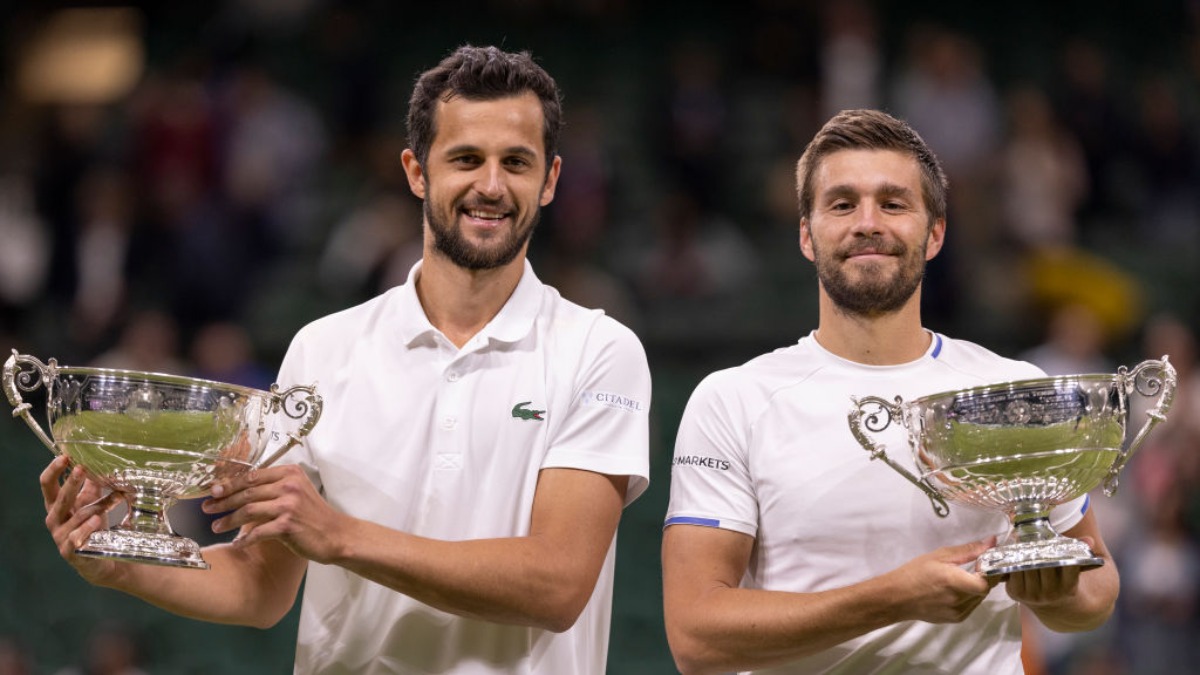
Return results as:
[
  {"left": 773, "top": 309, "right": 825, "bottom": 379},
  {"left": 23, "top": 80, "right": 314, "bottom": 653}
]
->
[
  {"left": 4, "top": 351, "right": 323, "bottom": 569},
  {"left": 849, "top": 358, "right": 1175, "bottom": 576}
]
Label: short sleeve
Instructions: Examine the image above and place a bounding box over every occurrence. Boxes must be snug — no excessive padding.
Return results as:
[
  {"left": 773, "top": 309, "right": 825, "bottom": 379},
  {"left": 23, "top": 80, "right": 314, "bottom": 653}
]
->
[
  {"left": 1049, "top": 493, "right": 1090, "bottom": 533},
  {"left": 664, "top": 371, "right": 758, "bottom": 537},
  {"left": 541, "top": 316, "right": 652, "bottom": 506}
]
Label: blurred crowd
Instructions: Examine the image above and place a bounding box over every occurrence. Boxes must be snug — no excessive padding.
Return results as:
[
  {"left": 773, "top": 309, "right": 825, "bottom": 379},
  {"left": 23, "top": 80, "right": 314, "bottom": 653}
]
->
[{"left": 1, "top": 1, "right": 1198, "bottom": 673}]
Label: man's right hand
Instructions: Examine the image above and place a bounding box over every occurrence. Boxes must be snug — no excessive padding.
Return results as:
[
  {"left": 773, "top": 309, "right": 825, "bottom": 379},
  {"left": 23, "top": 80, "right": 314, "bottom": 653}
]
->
[
  {"left": 886, "top": 538, "right": 999, "bottom": 624},
  {"left": 40, "top": 455, "right": 124, "bottom": 585}
]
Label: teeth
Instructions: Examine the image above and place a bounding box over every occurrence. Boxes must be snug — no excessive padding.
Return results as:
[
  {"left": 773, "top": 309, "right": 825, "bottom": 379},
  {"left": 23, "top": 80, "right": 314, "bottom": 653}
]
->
[{"left": 466, "top": 209, "right": 504, "bottom": 220}]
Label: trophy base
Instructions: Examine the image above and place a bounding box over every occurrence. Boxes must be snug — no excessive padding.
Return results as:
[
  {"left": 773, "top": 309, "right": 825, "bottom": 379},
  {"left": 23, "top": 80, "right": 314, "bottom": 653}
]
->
[
  {"left": 977, "top": 538, "right": 1103, "bottom": 577},
  {"left": 76, "top": 529, "right": 210, "bottom": 570}
]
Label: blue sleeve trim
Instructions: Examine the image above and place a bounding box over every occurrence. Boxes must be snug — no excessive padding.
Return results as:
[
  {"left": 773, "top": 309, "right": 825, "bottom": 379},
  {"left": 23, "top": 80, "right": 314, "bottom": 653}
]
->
[
  {"left": 664, "top": 516, "right": 721, "bottom": 528},
  {"left": 1081, "top": 494, "right": 1090, "bottom": 515}
]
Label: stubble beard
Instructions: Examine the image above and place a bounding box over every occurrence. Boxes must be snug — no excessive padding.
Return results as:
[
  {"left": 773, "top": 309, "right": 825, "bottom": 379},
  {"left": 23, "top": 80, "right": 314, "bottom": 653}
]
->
[
  {"left": 425, "top": 198, "right": 540, "bottom": 271},
  {"left": 812, "top": 235, "right": 928, "bottom": 318}
]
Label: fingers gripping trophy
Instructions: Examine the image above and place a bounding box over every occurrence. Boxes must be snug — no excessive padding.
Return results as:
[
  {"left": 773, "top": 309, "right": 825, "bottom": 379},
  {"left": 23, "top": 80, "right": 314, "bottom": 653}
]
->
[
  {"left": 849, "top": 358, "right": 1176, "bottom": 577},
  {"left": 4, "top": 351, "right": 322, "bottom": 570}
]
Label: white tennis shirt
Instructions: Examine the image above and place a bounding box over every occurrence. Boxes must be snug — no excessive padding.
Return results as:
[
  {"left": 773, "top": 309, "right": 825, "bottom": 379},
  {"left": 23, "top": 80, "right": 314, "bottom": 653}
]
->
[
  {"left": 666, "top": 332, "right": 1089, "bottom": 674},
  {"left": 275, "top": 260, "right": 651, "bottom": 674}
]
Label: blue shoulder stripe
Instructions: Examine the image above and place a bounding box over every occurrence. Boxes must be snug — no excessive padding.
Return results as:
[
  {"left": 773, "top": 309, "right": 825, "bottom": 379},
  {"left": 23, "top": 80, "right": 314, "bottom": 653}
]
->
[{"left": 664, "top": 516, "right": 721, "bottom": 528}]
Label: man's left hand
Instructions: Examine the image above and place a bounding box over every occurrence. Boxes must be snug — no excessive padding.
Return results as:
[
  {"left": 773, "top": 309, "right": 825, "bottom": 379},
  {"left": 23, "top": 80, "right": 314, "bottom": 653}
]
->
[{"left": 203, "top": 464, "right": 346, "bottom": 564}]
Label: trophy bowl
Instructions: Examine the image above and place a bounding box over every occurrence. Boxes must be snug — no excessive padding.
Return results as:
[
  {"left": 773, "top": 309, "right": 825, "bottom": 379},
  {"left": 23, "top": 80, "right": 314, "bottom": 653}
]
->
[
  {"left": 848, "top": 358, "right": 1175, "bottom": 577},
  {"left": 4, "top": 351, "right": 322, "bottom": 569}
]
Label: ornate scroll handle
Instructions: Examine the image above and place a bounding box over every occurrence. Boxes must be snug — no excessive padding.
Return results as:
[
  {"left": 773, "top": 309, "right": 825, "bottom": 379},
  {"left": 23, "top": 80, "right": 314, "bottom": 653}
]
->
[
  {"left": 3, "top": 351, "right": 59, "bottom": 455},
  {"left": 1103, "top": 356, "right": 1177, "bottom": 496},
  {"left": 256, "top": 383, "right": 324, "bottom": 469},
  {"left": 849, "top": 395, "right": 950, "bottom": 518}
]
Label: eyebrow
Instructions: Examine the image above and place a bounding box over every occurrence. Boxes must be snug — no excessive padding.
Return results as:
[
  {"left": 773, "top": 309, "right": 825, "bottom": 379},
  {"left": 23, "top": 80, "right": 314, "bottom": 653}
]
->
[
  {"left": 441, "top": 143, "right": 540, "bottom": 160},
  {"left": 822, "top": 183, "right": 917, "bottom": 202}
]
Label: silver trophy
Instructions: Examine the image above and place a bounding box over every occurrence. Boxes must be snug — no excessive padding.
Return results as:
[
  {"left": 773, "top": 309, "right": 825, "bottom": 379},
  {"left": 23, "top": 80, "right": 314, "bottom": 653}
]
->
[
  {"left": 4, "top": 351, "right": 322, "bottom": 569},
  {"left": 848, "top": 358, "right": 1175, "bottom": 577}
]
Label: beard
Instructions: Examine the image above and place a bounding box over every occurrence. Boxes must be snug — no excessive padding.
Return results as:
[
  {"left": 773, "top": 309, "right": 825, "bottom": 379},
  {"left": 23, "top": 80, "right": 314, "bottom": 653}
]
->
[
  {"left": 425, "top": 197, "right": 541, "bottom": 271},
  {"left": 811, "top": 233, "right": 927, "bottom": 317}
]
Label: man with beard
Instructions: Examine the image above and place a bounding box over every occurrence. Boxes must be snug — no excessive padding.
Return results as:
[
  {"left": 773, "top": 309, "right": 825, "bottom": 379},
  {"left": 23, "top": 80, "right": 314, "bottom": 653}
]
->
[
  {"left": 661, "top": 109, "right": 1118, "bottom": 674},
  {"left": 40, "top": 45, "right": 650, "bottom": 675}
]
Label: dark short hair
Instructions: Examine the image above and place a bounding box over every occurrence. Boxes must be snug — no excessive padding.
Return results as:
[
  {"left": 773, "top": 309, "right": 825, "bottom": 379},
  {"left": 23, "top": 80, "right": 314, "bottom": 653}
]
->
[
  {"left": 795, "top": 109, "right": 948, "bottom": 224},
  {"left": 406, "top": 45, "right": 563, "bottom": 173}
]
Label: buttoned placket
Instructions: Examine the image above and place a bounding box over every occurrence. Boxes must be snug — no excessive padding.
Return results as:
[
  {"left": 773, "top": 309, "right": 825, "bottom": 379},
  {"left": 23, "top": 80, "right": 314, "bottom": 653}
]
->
[{"left": 431, "top": 334, "right": 488, "bottom": 472}]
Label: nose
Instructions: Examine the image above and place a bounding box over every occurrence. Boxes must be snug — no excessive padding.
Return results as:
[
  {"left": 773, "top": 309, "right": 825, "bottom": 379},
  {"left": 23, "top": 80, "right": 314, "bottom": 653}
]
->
[
  {"left": 475, "top": 161, "right": 505, "bottom": 200},
  {"left": 850, "top": 200, "right": 884, "bottom": 236}
]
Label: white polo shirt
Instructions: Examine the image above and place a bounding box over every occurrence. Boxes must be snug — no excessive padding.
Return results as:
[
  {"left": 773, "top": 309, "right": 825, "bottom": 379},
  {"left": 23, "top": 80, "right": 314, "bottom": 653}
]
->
[
  {"left": 666, "top": 332, "right": 1089, "bottom": 675},
  {"left": 275, "top": 260, "right": 651, "bottom": 675}
]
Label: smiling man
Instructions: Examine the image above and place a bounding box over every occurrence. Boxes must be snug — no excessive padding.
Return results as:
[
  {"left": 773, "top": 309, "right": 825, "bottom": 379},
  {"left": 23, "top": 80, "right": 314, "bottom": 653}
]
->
[
  {"left": 40, "top": 45, "right": 651, "bottom": 675},
  {"left": 661, "top": 109, "right": 1119, "bottom": 674}
]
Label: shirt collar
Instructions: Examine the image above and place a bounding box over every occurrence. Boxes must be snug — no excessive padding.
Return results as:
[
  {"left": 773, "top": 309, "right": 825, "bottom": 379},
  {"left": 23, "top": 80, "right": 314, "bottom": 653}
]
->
[{"left": 395, "top": 259, "right": 543, "bottom": 347}]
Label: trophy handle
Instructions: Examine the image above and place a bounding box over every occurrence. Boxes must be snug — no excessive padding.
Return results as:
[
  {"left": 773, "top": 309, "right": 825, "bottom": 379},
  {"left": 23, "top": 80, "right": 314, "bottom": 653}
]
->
[
  {"left": 849, "top": 395, "right": 950, "bottom": 517},
  {"left": 1102, "top": 356, "right": 1177, "bottom": 496},
  {"left": 3, "top": 351, "right": 59, "bottom": 455},
  {"left": 256, "top": 383, "right": 323, "bottom": 469}
]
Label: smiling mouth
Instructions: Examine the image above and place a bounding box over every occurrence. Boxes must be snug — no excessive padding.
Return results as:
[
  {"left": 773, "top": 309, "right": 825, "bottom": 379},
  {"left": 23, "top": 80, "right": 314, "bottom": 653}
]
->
[
  {"left": 460, "top": 206, "right": 513, "bottom": 228},
  {"left": 843, "top": 250, "right": 894, "bottom": 261},
  {"left": 464, "top": 208, "right": 506, "bottom": 219},
  {"left": 841, "top": 242, "right": 905, "bottom": 260}
]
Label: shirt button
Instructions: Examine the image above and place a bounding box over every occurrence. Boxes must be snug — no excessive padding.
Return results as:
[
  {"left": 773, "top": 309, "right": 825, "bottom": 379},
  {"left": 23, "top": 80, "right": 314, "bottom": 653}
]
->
[
  {"left": 441, "top": 416, "right": 457, "bottom": 430},
  {"left": 446, "top": 371, "right": 460, "bottom": 382}
]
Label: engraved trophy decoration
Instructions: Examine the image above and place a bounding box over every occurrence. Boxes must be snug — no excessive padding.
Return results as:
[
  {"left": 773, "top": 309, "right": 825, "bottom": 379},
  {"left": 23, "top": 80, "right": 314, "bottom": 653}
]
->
[
  {"left": 848, "top": 358, "right": 1175, "bottom": 577},
  {"left": 4, "top": 351, "right": 322, "bottom": 570}
]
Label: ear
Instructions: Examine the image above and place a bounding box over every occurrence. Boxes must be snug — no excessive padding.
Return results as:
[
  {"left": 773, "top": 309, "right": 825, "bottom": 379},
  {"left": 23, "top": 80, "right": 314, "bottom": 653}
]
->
[
  {"left": 925, "top": 218, "right": 946, "bottom": 260},
  {"left": 401, "top": 149, "right": 426, "bottom": 200},
  {"left": 799, "top": 217, "right": 816, "bottom": 262},
  {"left": 539, "top": 155, "right": 563, "bottom": 206}
]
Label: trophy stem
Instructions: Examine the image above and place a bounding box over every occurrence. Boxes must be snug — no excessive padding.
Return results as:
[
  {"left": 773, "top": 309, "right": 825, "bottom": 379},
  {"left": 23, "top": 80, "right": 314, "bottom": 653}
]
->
[
  {"left": 75, "top": 489, "right": 209, "bottom": 570},
  {"left": 1005, "top": 502, "right": 1055, "bottom": 546},
  {"left": 977, "top": 500, "right": 1103, "bottom": 577},
  {"left": 120, "top": 488, "right": 175, "bottom": 536}
]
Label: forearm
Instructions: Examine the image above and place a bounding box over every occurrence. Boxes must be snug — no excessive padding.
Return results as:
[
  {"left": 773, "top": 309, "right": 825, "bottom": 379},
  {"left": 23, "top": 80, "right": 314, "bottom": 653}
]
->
[
  {"left": 668, "top": 577, "right": 905, "bottom": 674},
  {"left": 330, "top": 518, "right": 602, "bottom": 632},
  {"left": 100, "top": 541, "right": 302, "bottom": 628}
]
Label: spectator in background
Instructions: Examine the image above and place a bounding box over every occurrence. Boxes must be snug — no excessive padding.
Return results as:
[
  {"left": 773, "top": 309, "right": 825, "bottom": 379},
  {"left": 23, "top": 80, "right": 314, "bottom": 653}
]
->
[
  {"left": 635, "top": 186, "right": 761, "bottom": 305},
  {"left": 655, "top": 37, "right": 730, "bottom": 212},
  {"left": 189, "top": 321, "right": 273, "bottom": 390},
  {"left": 1098, "top": 313, "right": 1200, "bottom": 675},
  {"left": 818, "top": 0, "right": 882, "bottom": 119},
  {"left": 69, "top": 166, "right": 137, "bottom": 350},
  {"left": 90, "top": 309, "right": 187, "bottom": 374},
  {"left": 1129, "top": 75, "right": 1200, "bottom": 250},
  {"left": 33, "top": 106, "right": 111, "bottom": 316},
  {"left": 1130, "top": 314, "right": 1200, "bottom": 532},
  {"left": 0, "top": 175, "right": 50, "bottom": 338},
  {"left": 999, "top": 85, "right": 1088, "bottom": 251},
  {"left": 537, "top": 106, "right": 641, "bottom": 331},
  {"left": 891, "top": 25, "right": 1000, "bottom": 181},
  {"left": 1052, "top": 38, "right": 1133, "bottom": 236},
  {"left": 318, "top": 188, "right": 423, "bottom": 298},
  {"left": 219, "top": 59, "right": 325, "bottom": 251},
  {"left": 1019, "top": 303, "right": 1113, "bottom": 377}
]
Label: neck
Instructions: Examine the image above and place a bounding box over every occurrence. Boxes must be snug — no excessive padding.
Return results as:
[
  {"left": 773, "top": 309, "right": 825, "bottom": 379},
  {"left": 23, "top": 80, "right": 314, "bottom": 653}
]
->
[
  {"left": 415, "top": 249, "right": 525, "bottom": 349},
  {"left": 813, "top": 290, "right": 930, "bottom": 365}
]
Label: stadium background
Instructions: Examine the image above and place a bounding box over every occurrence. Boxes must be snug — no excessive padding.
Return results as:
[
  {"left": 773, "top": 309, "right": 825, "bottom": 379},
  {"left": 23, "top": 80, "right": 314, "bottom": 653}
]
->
[{"left": 1, "top": 1, "right": 1198, "bottom": 673}]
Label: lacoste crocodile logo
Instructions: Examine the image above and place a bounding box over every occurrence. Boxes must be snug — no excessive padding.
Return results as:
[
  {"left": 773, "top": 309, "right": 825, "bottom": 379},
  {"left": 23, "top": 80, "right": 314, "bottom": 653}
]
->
[{"left": 511, "top": 402, "right": 545, "bottom": 421}]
